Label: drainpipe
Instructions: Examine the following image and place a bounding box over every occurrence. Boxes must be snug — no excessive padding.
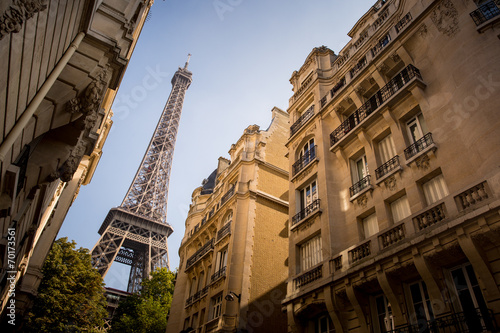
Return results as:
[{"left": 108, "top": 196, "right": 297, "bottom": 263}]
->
[{"left": 0, "top": 31, "right": 86, "bottom": 162}]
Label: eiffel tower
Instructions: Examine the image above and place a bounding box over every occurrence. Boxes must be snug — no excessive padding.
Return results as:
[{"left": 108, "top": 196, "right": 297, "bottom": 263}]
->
[{"left": 91, "top": 55, "right": 192, "bottom": 293}]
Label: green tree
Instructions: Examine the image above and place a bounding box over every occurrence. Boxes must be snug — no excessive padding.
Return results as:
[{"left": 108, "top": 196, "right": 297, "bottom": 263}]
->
[
  {"left": 110, "top": 268, "right": 176, "bottom": 333},
  {"left": 25, "top": 237, "right": 108, "bottom": 332}
]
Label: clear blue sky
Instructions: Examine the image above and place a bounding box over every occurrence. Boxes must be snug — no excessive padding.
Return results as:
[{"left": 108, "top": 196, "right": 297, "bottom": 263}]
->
[{"left": 58, "top": 0, "right": 376, "bottom": 290}]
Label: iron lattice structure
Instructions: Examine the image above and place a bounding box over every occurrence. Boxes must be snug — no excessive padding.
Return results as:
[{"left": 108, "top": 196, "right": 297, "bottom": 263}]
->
[{"left": 91, "top": 57, "right": 192, "bottom": 293}]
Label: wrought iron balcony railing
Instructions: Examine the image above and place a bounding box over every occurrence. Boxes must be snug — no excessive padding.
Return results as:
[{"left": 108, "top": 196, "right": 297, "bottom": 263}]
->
[
  {"left": 292, "top": 199, "right": 321, "bottom": 226},
  {"left": 220, "top": 186, "right": 235, "bottom": 206},
  {"left": 217, "top": 221, "right": 231, "bottom": 242},
  {"left": 331, "top": 64, "right": 422, "bottom": 147},
  {"left": 292, "top": 145, "right": 317, "bottom": 176},
  {"left": 290, "top": 105, "right": 314, "bottom": 137},
  {"left": 185, "top": 238, "right": 214, "bottom": 270},
  {"left": 211, "top": 266, "right": 226, "bottom": 282},
  {"left": 470, "top": 1, "right": 500, "bottom": 26},
  {"left": 350, "top": 175, "right": 372, "bottom": 198},
  {"left": 384, "top": 308, "right": 497, "bottom": 333},
  {"left": 350, "top": 57, "right": 368, "bottom": 79},
  {"left": 375, "top": 155, "right": 400, "bottom": 179},
  {"left": 404, "top": 133, "right": 434, "bottom": 160},
  {"left": 294, "top": 265, "right": 322, "bottom": 289}
]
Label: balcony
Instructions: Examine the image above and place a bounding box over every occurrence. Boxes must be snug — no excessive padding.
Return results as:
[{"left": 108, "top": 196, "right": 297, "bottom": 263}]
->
[
  {"left": 371, "top": 33, "right": 391, "bottom": 57},
  {"left": 350, "top": 175, "right": 372, "bottom": 199},
  {"left": 404, "top": 132, "right": 436, "bottom": 164},
  {"left": 375, "top": 155, "right": 402, "bottom": 182},
  {"left": 185, "top": 238, "right": 214, "bottom": 270},
  {"left": 291, "top": 199, "right": 321, "bottom": 228},
  {"left": 292, "top": 145, "right": 317, "bottom": 176},
  {"left": 470, "top": 1, "right": 500, "bottom": 26},
  {"left": 290, "top": 105, "right": 314, "bottom": 137},
  {"left": 379, "top": 223, "right": 405, "bottom": 249},
  {"left": 385, "top": 308, "right": 497, "bottom": 333},
  {"left": 216, "top": 221, "right": 231, "bottom": 242},
  {"left": 394, "top": 12, "right": 412, "bottom": 33},
  {"left": 413, "top": 203, "right": 446, "bottom": 231},
  {"left": 350, "top": 57, "right": 367, "bottom": 79},
  {"left": 349, "top": 241, "right": 371, "bottom": 263},
  {"left": 455, "top": 181, "right": 490, "bottom": 211},
  {"left": 330, "top": 65, "right": 423, "bottom": 148},
  {"left": 211, "top": 266, "right": 226, "bottom": 283},
  {"left": 294, "top": 264, "right": 322, "bottom": 289},
  {"left": 220, "top": 186, "right": 235, "bottom": 206}
]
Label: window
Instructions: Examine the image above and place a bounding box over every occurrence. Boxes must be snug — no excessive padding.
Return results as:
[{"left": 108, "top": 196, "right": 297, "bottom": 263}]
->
[
  {"left": 299, "top": 180, "right": 318, "bottom": 210},
  {"left": 299, "top": 138, "right": 316, "bottom": 163},
  {"left": 210, "top": 293, "right": 223, "bottom": 320},
  {"left": 390, "top": 195, "right": 411, "bottom": 223},
  {"left": 375, "top": 295, "right": 394, "bottom": 333},
  {"left": 189, "top": 277, "right": 197, "bottom": 296},
  {"left": 192, "top": 312, "right": 198, "bottom": 329},
  {"left": 315, "top": 315, "right": 334, "bottom": 332},
  {"left": 352, "top": 155, "right": 369, "bottom": 183},
  {"left": 378, "top": 134, "right": 397, "bottom": 164},
  {"left": 215, "top": 248, "right": 228, "bottom": 272},
  {"left": 448, "top": 263, "right": 493, "bottom": 331},
  {"left": 299, "top": 234, "right": 322, "bottom": 272},
  {"left": 406, "top": 114, "right": 428, "bottom": 144},
  {"left": 407, "top": 281, "right": 434, "bottom": 330},
  {"left": 223, "top": 211, "right": 232, "bottom": 225},
  {"left": 197, "top": 271, "right": 205, "bottom": 291},
  {"left": 362, "top": 213, "right": 379, "bottom": 238},
  {"left": 422, "top": 174, "right": 449, "bottom": 205}
]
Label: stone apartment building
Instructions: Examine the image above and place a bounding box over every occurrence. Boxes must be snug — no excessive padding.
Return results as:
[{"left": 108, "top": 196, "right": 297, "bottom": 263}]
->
[
  {"left": 283, "top": 0, "right": 500, "bottom": 332},
  {"left": 0, "top": 0, "right": 152, "bottom": 321},
  {"left": 166, "top": 107, "right": 290, "bottom": 333}
]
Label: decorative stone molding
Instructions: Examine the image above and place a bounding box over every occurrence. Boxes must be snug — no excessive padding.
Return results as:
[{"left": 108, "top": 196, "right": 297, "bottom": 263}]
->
[
  {"left": 51, "top": 69, "right": 109, "bottom": 182},
  {"left": 306, "top": 124, "right": 316, "bottom": 135},
  {"left": 355, "top": 86, "right": 366, "bottom": 95},
  {"left": 377, "top": 63, "right": 390, "bottom": 74},
  {"left": 334, "top": 105, "right": 345, "bottom": 114},
  {"left": 417, "top": 24, "right": 428, "bottom": 38},
  {"left": 431, "top": 0, "right": 459, "bottom": 37},
  {"left": 390, "top": 53, "right": 401, "bottom": 63},
  {"left": 0, "top": 0, "right": 47, "bottom": 40},
  {"left": 415, "top": 154, "right": 431, "bottom": 170},
  {"left": 384, "top": 175, "right": 397, "bottom": 191},
  {"left": 357, "top": 194, "right": 368, "bottom": 208}
]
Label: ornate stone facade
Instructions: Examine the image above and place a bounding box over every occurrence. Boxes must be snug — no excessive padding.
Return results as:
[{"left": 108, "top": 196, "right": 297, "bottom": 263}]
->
[
  {"left": 166, "top": 108, "right": 290, "bottom": 333},
  {"left": 0, "top": 0, "right": 153, "bottom": 323},
  {"left": 284, "top": 0, "right": 500, "bottom": 332}
]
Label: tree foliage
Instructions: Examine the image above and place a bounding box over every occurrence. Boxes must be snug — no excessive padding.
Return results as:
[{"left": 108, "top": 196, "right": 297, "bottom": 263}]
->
[
  {"left": 110, "top": 268, "right": 176, "bottom": 333},
  {"left": 25, "top": 237, "right": 108, "bottom": 332}
]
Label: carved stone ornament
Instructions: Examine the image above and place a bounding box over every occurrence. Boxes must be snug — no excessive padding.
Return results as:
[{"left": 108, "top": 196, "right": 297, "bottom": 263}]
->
[
  {"left": 357, "top": 194, "right": 368, "bottom": 208},
  {"left": 0, "top": 0, "right": 48, "bottom": 40},
  {"left": 334, "top": 105, "right": 345, "bottom": 114},
  {"left": 431, "top": 0, "right": 460, "bottom": 37},
  {"left": 306, "top": 124, "right": 316, "bottom": 135},
  {"left": 51, "top": 68, "right": 109, "bottom": 182},
  {"left": 355, "top": 86, "right": 366, "bottom": 95},
  {"left": 384, "top": 175, "right": 397, "bottom": 191},
  {"left": 390, "top": 53, "right": 401, "bottom": 63},
  {"left": 418, "top": 24, "right": 428, "bottom": 38},
  {"left": 378, "top": 63, "right": 390, "bottom": 74},
  {"left": 415, "top": 154, "right": 431, "bottom": 170}
]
